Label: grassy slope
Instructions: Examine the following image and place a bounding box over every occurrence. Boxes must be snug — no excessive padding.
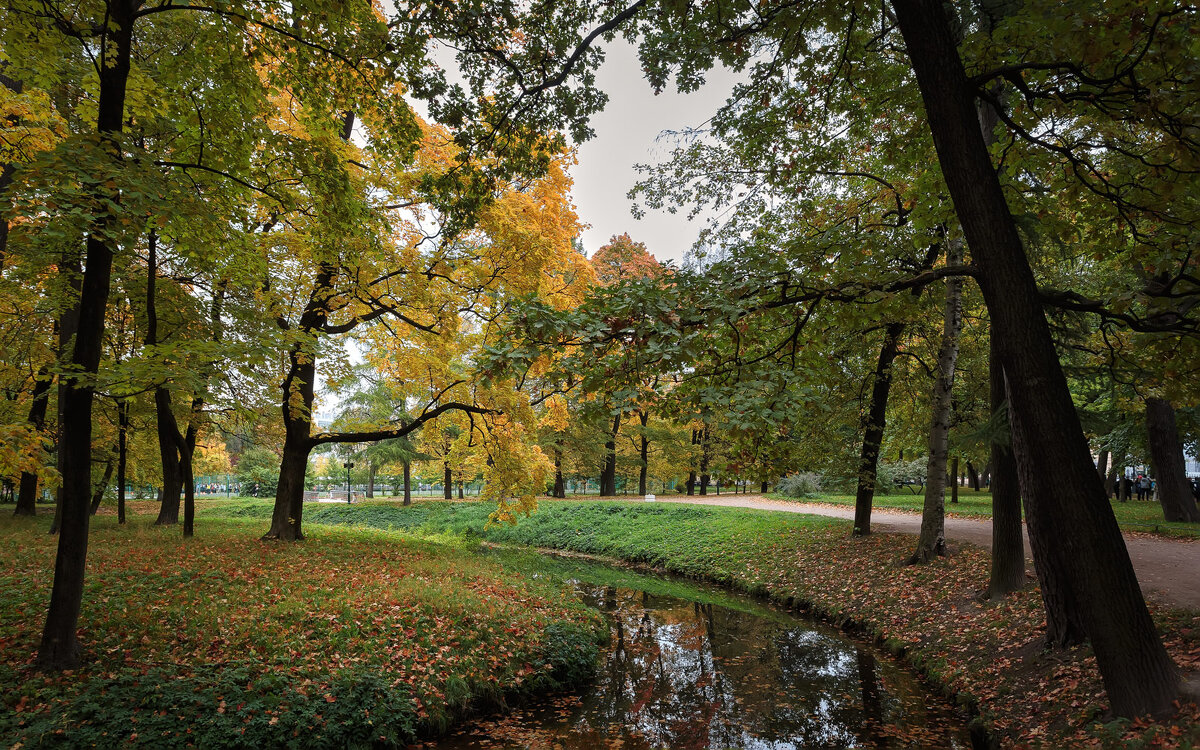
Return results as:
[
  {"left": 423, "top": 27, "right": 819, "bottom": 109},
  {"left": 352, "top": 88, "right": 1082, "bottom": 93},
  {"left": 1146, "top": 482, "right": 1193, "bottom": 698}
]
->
[
  {"left": 223, "top": 497, "right": 1200, "bottom": 749},
  {"left": 769, "top": 489, "right": 1200, "bottom": 539},
  {"left": 0, "top": 512, "right": 603, "bottom": 749}
]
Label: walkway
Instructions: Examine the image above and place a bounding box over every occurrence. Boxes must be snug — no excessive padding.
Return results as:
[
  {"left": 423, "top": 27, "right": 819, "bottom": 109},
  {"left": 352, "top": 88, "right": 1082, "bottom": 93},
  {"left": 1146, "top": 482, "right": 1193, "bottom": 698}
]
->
[{"left": 658, "top": 494, "right": 1200, "bottom": 610}]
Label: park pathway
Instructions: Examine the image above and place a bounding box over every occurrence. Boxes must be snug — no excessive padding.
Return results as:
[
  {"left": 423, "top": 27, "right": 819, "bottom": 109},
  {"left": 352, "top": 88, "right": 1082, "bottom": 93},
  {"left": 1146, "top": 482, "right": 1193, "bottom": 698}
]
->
[{"left": 657, "top": 494, "right": 1200, "bottom": 610}]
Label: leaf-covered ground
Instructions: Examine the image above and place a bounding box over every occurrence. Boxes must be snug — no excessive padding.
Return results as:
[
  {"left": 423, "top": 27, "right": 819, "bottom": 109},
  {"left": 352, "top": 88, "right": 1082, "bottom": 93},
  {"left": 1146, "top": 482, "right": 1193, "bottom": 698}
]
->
[
  {"left": 0, "top": 511, "right": 604, "bottom": 748},
  {"left": 228, "top": 497, "right": 1200, "bottom": 749}
]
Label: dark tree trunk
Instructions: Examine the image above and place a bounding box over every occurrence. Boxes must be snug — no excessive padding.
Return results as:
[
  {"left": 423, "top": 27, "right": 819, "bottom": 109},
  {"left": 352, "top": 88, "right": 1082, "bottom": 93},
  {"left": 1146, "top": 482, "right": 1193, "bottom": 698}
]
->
[
  {"left": 366, "top": 464, "right": 375, "bottom": 499},
  {"left": 893, "top": 0, "right": 1179, "bottom": 715},
  {"left": 16, "top": 369, "right": 52, "bottom": 516},
  {"left": 1145, "top": 398, "right": 1200, "bottom": 523},
  {"left": 966, "top": 461, "right": 980, "bottom": 491},
  {"left": 152, "top": 388, "right": 183, "bottom": 526},
  {"left": 263, "top": 339, "right": 317, "bottom": 540},
  {"left": 687, "top": 428, "right": 699, "bottom": 495},
  {"left": 854, "top": 323, "right": 904, "bottom": 536},
  {"left": 698, "top": 425, "right": 710, "bottom": 496},
  {"left": 988, "top": 336, "right": 1025, "bottom": 599},
  {"left": 38, "top": 0, "right": 133, "bottom": 671},
  {"left": 760, "top": 480, "right": 768, "bottom": 493},
  {"left": 950, "top": 457, "right": 959, "bottom": 503},
  {"left": 89, "top": 456, "right": 115, "bottom": 515},
  {"left": 457, "top": 480, "right": 464, "bottom": 499},
  {"left": 600, "top": 412, "right": 620, "bottom": 496},
  {"left": 638, "top": 411, "right": 649, "bottom": 496},
  {"left": 402, "top": 462, "right": 412, "bottom": 505},
  {"left": 49, "top": 253, "right": 83, "bottom": 537},
  {"left": 553, "top": 446, "right": 566, "bottom": 498},
  {"left": 116, "top": 399, "right": 128, "bottom": 525},
  {"left": 443, "top": 462, "right": 452, "bottom": 499}
]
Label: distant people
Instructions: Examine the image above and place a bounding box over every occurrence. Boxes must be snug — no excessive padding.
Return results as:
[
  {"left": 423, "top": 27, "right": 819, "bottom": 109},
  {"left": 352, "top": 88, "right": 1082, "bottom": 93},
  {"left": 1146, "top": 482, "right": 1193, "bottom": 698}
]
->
[
  {"left": 1191, "top": 477, "right": 1200, "bottom": 501},
  {"left": 1136, "top": 475, "right": 1151, "bottom": 501}
]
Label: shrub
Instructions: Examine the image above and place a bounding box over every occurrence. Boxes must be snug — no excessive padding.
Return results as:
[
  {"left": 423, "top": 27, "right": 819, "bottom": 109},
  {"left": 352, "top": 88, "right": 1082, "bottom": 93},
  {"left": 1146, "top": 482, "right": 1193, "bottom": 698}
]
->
[{"left": 774, "top": 473, "right": 823, "bottom": 498}]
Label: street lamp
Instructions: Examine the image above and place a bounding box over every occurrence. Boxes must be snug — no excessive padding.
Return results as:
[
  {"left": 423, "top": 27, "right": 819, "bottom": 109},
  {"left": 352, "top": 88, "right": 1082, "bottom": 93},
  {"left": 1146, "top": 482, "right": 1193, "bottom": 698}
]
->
[{"left": 343, "top": 461, "right": 355, "bottom": 503}]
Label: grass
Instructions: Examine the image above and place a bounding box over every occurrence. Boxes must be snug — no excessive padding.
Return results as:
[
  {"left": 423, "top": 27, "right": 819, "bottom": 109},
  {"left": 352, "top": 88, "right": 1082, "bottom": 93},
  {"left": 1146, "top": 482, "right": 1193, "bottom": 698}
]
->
[
  {"left": 0, "top": 509, "right": 604, "bottom": 748},
  {"left": 213, "top": 496, "right": 1200, "bottom": 749},
  {"left": 768, "top": 489, "right": 1200, "bottom": 539}
]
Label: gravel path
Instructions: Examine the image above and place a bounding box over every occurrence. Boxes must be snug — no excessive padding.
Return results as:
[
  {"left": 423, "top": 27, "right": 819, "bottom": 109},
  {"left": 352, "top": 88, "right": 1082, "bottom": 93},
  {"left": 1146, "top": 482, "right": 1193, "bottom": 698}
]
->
[{"left": 654, "top": 494, "right": 1200, "bottom": 610}]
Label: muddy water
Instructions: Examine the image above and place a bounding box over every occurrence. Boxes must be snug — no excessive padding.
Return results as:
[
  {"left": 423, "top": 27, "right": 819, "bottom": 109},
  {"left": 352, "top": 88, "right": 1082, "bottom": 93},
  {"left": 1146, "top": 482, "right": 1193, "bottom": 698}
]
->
[{"left": 440, "top": 564, "right": 972, "bottom": 749}]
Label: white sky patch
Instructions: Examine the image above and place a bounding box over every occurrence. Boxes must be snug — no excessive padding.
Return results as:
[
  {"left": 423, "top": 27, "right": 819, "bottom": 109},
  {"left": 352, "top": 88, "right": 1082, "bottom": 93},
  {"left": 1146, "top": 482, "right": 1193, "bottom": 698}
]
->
[{"left": 572, "top": 41, "right": 742, "bottom": 263}]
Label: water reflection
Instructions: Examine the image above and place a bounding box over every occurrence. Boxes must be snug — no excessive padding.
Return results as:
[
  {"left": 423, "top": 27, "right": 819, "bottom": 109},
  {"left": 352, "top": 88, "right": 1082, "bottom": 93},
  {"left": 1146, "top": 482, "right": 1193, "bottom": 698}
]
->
[{"left": 440, "top": 581, "right": 969, "bottom": 749}]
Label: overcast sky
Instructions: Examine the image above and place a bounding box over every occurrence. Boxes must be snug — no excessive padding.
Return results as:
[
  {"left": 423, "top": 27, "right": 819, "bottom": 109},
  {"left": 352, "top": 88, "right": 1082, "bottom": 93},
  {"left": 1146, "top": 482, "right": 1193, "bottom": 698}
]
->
[{"left": 569, "top": 41, "right": 741, "bottom": 264}]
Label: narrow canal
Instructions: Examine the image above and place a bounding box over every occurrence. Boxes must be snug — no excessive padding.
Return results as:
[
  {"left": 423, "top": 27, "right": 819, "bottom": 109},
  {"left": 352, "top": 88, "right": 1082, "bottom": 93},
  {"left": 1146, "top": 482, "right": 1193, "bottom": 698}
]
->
[{"left": 439, "top": 555, "right": 973, "bottom": 749}]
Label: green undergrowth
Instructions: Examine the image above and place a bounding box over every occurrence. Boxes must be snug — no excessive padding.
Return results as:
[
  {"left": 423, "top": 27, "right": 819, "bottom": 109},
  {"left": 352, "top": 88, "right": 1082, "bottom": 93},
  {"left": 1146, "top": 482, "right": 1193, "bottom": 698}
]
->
[
  {"left": 770, "top": 490, "right": 1200, "bottom": 539},
  {"left": 0, "top": 513, "right": 604, "bottom": 749},
  {"left": 226, "top": 497, "right": 1200, "bottom": 749}
]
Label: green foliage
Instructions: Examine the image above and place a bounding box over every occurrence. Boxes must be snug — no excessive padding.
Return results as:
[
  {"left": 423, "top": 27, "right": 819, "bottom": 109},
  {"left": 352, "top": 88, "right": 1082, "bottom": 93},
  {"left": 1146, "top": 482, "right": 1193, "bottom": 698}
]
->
[
  {"left": 875, "top": 459, "right": 928, "bottom": 495},
  {"left": 235, "top": 448, "right": 279, "bottom": 497},
  {"left": 774, "top": 473, "right": 823, "bottom": 499}
]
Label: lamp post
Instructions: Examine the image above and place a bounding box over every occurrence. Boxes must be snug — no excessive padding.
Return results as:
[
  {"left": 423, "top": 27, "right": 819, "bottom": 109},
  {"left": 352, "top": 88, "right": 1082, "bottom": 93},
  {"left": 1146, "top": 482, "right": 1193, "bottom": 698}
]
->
[{"left": 343, "top": 461, "right": 355, "bottom": 503}]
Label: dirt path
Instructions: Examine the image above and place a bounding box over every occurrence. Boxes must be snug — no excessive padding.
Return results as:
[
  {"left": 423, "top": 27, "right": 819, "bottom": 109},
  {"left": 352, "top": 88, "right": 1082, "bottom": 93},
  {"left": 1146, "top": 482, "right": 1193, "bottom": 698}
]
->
[{"left": 655, "top": 494, "right": 1200, "bottom": 610}]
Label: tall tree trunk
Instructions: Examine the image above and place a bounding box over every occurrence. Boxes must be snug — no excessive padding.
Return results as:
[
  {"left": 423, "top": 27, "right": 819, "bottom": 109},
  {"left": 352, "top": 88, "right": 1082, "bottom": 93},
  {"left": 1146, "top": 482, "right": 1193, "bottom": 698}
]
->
[
  {"left": 89, "top": 456, "right": 115, "bottom": 515},
  {"left": 553, "top": 446, "right": 566, "bottom": 498},
  {"left": 966, "top": 461, "right": 980, "bottom": 491},
  {"left": 366, "top": 463, "right": 375, "bottom": 499},
  {"left": 1145, "top": 398, "right": 1200, "bottom": 523},
  {"left": 442, "top": 461, "right": 452, "bottom": 499},
  {"left": 1096, "top": 449, "right": 1110, "bottom": 486},
  {"left": 854, "top": 323, "right": 904, "bottom": 536},
  {"left": 698, "top": 425, "right": 711, "bottom": 496},
  {"left": 950, "top": 456, "right": 959, "bottom": 503},
  {"left": 600, "top": 412, "right": 620, "bottom": 496},
  {"left": 911, "top": 241, "right": 964, "bottom": 563},
  {"left": 38, "top": 0, "right": 134, "bottom": 671},
  {"left": 263, "top": 342, "right": 316, "bottom": 540},
  {"left": 988, "top": 335, "right": 1024, "bottom": 599},
  {"left": 153, "top": 388, "right": 183, "bottom": 526},
  {"left": 638, "top": 411, "right": 649, "bottom": 496},
  {"left": 116, "top": 399, "right": 128, "bottom": 525},
  {"left": 892, "top": 0, "right": 1179, "bottom": 715},
  {"left": 402, "top": 461, "right": 412, "bottom": 506},
  {"left": 457, "top": 480, "right": 464, "bottom": 499},
  {"left": 50, "top": 254, "right": 83, "bottom": 537},
  {"left": 16, "top": 369, "right": 52, "bottom": 516}
]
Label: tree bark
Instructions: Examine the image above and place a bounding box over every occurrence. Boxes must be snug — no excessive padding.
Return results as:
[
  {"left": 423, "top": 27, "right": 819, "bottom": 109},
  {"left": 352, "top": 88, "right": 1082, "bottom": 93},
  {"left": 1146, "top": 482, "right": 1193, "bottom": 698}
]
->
[
  {"left": 910, "top": 240, "right": 964, "bottom": 564},
  {"left": 854, "top": 322, "right": 904, "bottom": 536},
  {"left": 366, "top": 463, "right": 376, "bottom": 499},
  {"left": 1096, "top": 449, "right": 1110, "bottom": 485},
  {"left": 116, "top": 399, "right": 128, "bottom": 525},
  {"left": 950, "top": 457, "right": 959, "bottom": 503},
  {"left": 600, "top": 412, "right": 620, "bottom": 496},
  {"left": 988, "top": 335, "right": 1025, "bottom": 599},
  {"left": 402, "top": 461, "right": 412, "bottom": 505},
  {"left": 1145, "top": 398, "right": 1200, "bottom": 523},
  {"left": 892, "top": 0, "right": 1179, "bottom": 715},
  {"left": 966, "top": 461, "right": 980, "bottom": 491},
  {"left": 553, "top": 446, "right": 566, "bottom": 498},
  {"left": 38, "top": 0, "right": 134, "bottom": 671},
  {"left": 89, "top": 456, "right": 115, "bottom": 516},
  {"left": 698, "top": 424, "right": 711, "bottom": 496},
  {"left": 638, "top": 411, "right": 649, "bottom": 495},
  {"left": 16, "top": 369, "right": 52, "bottom": 516}
]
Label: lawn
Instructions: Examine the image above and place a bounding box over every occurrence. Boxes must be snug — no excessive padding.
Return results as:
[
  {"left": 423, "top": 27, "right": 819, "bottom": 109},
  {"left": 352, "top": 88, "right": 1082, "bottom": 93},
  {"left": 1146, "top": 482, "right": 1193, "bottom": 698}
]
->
[
  {"left": 770, "top": 489, "right": 1200, "bottom": 539},
  {"left": 0, "top": 509, "right": 603, "bottom": 748}
]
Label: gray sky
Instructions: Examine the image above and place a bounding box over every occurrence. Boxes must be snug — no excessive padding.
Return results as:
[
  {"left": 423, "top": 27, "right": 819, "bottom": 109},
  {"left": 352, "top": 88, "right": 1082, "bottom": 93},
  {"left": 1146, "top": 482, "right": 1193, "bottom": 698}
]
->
[{"left": 571, "top": 41, "right": 740, "bottom": 264}]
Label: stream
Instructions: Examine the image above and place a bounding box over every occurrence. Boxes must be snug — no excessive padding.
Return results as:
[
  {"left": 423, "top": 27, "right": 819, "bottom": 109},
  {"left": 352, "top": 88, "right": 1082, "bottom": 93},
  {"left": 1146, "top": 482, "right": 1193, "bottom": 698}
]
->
[{"left": 437, "top": 555, "right": 973, "bottom": 749}]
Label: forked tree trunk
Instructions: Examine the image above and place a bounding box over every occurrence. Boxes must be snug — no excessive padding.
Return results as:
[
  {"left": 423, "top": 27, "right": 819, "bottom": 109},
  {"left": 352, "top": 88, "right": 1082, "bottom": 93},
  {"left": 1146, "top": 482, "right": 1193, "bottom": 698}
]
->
[
  {"left": 89, "top": 456, "right": 115, "bottom": 515},
  {"left": 1145, "top": 398, "right": 1200, "bottom": 523},
  {"left": 153, "top": 388, "right": 183, "bottom": 526},
  {"left": 263, "top": 338, "right": 318, "bottom": 541},
  {"left": 37, "top": 0, "right": 133, "bottom": 671},
  {"left": 854, "top": 322, "right": 905, "bottom": 536},
  {"left": 911, "top": 241, "right": 964, "bottom": 564},
  {"left": 893, "top": 0, "right": 1179, "bottom": 715}
]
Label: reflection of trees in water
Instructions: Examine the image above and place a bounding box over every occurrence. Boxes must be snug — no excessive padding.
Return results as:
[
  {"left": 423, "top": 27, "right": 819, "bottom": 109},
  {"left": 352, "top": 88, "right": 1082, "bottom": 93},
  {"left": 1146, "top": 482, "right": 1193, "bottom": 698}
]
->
[{"left": 444, "top": 583, "right": 966, "bottom": 749}]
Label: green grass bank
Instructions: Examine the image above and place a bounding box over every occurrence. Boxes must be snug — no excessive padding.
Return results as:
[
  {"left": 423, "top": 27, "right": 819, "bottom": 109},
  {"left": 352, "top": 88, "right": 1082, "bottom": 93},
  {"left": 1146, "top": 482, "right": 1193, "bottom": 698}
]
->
[{"left": 209, "top": 496, "right": 1200, "bottom": 749}]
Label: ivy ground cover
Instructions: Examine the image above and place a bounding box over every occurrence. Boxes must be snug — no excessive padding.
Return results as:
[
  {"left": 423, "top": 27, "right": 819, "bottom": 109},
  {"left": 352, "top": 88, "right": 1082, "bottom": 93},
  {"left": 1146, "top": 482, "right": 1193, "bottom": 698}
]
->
[{"left": 0, "top": 510, "right": 603, "bottom": 748}]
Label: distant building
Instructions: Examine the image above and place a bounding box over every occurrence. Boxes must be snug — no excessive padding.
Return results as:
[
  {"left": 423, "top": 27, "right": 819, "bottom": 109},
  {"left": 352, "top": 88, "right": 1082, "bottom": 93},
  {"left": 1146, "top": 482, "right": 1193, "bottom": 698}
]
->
[{"left": 313, "top": 410, "right": 335, "bottom": 429}]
